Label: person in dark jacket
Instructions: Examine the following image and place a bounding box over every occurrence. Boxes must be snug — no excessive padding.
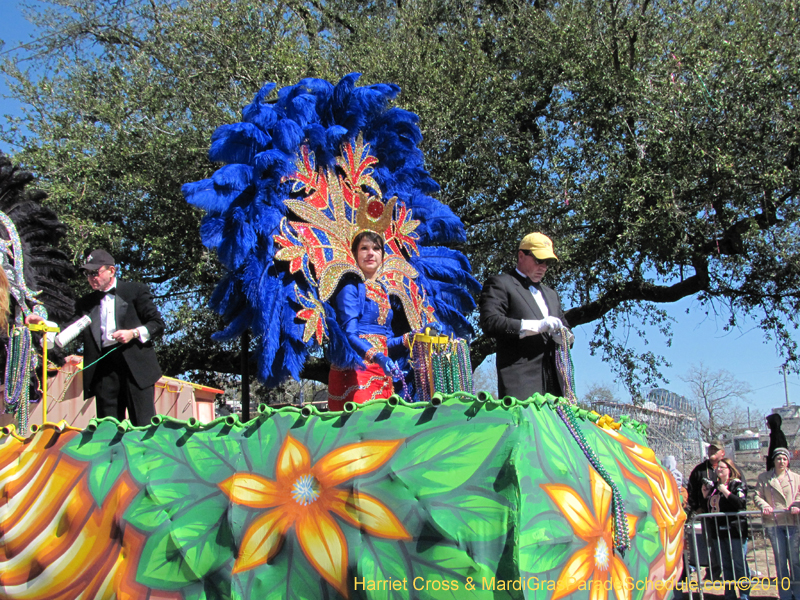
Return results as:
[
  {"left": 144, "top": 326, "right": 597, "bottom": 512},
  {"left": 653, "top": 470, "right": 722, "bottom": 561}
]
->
[
  {"left": 766, "top": 414, "right": 789, "bottom": 472},
  {"left": 56, "top": 250, "right": 165, "bottom": 426},
  {"left": 706, "top": 458, "right": 750, "bottom": 600},
  {"left": 479, "top": 232, "right": 572, "bottom": 400},
  {"left": 687, "top": 442, "right": 725, "bottom": 515},
  {"left": 687, "top": 442, "right": 726, "bottom": 581}
]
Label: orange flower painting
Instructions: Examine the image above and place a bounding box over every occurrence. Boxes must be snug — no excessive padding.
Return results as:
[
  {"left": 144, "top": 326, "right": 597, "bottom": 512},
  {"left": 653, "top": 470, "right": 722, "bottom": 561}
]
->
[
  {"left": 219, "top": 434, "right": 411, "bottom": 598},
  {"left": 541, "top": 468, "right": 639, "bottom": 600},
  {"left": 598, "top": 426, "right": 686, "bottom": 599}
]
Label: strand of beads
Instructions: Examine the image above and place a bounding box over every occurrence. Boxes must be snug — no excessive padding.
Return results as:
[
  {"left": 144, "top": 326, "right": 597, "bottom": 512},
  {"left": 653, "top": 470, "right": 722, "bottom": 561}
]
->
[
  {"left": 389, "top": 363, "right": 410, "bottom": 401},
  {"left": 556, "top": 403, "right": 631, "bottom": 555},
  {"left": 551, "top": 324, "right": 630, "bottom": 555},
  {"left": 442, "top": 346, "right": 454, "bottom": 393},
  {"left": 449, "top": 345, "right": 463, "bottom": 393},
  {"left": 442, "top": 349, "right": 452, "bottom": 392},
  {"left": 458, "top": 340, "right": 475, "bottom": 394},
  {"left": 431, "top": 350, "right": 446, "bottom": 394},
  {"left": 412, "top": 340, "right": 431, "bottom": 402},
  {"left": 456, "top": 339, "right": 474, "bottom": 393},
  {"left": 3, "top": 326, "right": 33, "bottom": 436},
  {"left": 554, "top": 325, "right": 577, "bottom": 403}
]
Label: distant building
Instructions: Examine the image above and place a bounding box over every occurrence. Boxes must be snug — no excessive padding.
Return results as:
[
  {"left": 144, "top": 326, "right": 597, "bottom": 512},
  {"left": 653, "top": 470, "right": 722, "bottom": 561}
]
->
[
  {"left": 730, "top": 431, "right": 762, "bottom": 464},
  {"left": 648, "top": 388, "right": 694, "bottom": 414}
]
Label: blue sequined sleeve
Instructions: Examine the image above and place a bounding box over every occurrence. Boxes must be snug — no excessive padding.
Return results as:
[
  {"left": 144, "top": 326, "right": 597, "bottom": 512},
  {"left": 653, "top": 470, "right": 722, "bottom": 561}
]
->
[{"left": 332, "top": 281, "right": 374, "bottom": 359}]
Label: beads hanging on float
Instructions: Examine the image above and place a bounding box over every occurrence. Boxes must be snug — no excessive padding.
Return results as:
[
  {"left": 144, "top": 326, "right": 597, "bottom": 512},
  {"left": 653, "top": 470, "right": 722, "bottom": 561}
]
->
[
  {"left": 411, "top": 333, "right": 472, "bottom": 402},
  {"left": 554, "top": 325, "right": 631, "bottom": 557},
  {"left": 4, "top": 326, "right": 33, "bottom": 436}
]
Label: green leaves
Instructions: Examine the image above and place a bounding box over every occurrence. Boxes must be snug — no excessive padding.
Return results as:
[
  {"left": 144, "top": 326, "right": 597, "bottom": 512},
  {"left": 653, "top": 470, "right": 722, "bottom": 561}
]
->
[
  {"left": 125, "top": 431, "right": 188, "bottom": 484},
  {"left": 392, "top": 423, "right": 508, "bottom": 497},
  {"left": 410, "top": 545, "right": 493, "bottom": 599},
  {"left": 183, "top": 429, "right": 242, "bottom": 483},
  {"left": 356, "top": 539, "right": 412, "bottom": 600},
  {"left": 88, "top": 455, "right": 126, "bottom": 505},
  {"left": 428, "top": 493, "right": 510, "bottom": 543},
  {"left": 519, "top": 517, "right": 574, "bottom": 575},
  {"left": 125, "top": 483, "right": 197, "bottom": 532},
  {"left": 63, "top": 421, "right": 126, "bottom": 505},
  {"left": 136, "top": 495, "right": 233, "bottom": 589}
]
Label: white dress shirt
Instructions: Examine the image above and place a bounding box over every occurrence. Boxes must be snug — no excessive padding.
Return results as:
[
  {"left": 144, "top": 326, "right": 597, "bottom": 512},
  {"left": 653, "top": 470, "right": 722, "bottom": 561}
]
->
[
  {"left": 99, "top": 277, "right": 150, "bottom": 347},
  {"left": 515, "top": 268, "right": 549, "bottom": 317}
]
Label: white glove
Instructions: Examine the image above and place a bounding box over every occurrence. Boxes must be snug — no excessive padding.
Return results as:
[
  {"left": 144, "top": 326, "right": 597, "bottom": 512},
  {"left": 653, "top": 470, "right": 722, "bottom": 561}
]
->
[
  {"left": 43, "top": 320, "right": 59, "bottom": 349},
  {"left": 543, "top": 316, "right": 563, "bottom": 332},
  {"left": 520, "top": 317, "right": 564, "bottom": 338},
  {"left": 520, "top": 319, "right": 545, "bottom": 337},
  {"left": 552, "top": 327, "right": 574, "bottom": 346}
]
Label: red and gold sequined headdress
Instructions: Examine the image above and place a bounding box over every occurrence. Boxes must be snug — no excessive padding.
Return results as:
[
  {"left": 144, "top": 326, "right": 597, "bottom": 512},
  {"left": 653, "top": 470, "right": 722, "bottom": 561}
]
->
[{"left": 274, "top": 135, "right": 434, "bottom": 344}]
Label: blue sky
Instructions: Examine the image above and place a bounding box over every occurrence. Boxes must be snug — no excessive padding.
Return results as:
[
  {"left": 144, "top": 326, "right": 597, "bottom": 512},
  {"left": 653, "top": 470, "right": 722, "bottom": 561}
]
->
[{"left": 2, "top": 2, "right": 798, "bottom": 420}]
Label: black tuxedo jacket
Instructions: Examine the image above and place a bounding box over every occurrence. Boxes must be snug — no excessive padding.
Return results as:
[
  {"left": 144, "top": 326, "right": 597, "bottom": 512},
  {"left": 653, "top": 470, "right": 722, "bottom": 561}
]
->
[
  {"left": 479, "top": 270, "right": 567, "bottom": 400},
  {"left": 71, "top": 280, "right": 165, "bottom": 395}
]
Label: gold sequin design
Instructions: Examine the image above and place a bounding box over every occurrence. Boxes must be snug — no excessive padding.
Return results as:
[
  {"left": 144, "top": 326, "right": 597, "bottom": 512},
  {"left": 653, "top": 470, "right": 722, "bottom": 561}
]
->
[
  {"left": 274, "top": 134, "right": 438, "bottom": 338},
  {"left": 359, "top": 334, "right": 388, "bottom": 356},
  {"left": 364, "top": 280, "right": 390, "bottom": 325}
]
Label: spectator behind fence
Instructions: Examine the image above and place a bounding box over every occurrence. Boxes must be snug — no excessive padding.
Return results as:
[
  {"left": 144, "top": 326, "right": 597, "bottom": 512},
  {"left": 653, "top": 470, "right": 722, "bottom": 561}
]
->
[
  {"left": 687, "top": 442, "right": 726, "bottom": 581},
  {"left": 688, "top": 442, "right": 724, "bottom": 515},
  {"left": 705, "top": 458, "right": 750, "bottom": 600},
  {"left": 754, "top": 447, "right": 800, "bottom": 600}
]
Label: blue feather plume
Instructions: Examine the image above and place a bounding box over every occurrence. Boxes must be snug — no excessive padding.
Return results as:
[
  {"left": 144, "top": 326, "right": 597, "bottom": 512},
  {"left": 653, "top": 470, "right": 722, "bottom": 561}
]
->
[{"left": 183, "top": 74, "right": 478, "bottom": 385}]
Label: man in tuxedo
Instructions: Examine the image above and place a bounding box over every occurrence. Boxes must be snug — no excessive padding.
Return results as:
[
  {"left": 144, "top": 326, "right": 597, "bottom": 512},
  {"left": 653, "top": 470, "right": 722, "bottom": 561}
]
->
[
  {"left": 479, "top": 232, "right": 571, "bottom": 400},
  {"left": 73, "top": 249, "right": 165, "bottom": 426}
]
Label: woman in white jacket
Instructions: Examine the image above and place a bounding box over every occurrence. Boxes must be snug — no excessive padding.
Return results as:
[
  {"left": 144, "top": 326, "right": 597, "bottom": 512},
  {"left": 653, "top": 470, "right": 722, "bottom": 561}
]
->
[{"left": 754, "top": 448, "right": 800, "bottom": 600}]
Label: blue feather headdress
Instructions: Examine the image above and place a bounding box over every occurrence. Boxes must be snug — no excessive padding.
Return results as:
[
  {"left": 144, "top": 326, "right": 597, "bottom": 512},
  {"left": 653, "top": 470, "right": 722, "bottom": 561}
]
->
[{"left": 183, "top": 74, "right": 479, "bottom": 386}]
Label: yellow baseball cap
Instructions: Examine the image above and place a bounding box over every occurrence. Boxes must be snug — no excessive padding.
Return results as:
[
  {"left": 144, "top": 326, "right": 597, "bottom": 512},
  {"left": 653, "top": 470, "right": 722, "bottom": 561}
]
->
[{"left": 519, "top": 233, "right": 558, "bottom": 261}]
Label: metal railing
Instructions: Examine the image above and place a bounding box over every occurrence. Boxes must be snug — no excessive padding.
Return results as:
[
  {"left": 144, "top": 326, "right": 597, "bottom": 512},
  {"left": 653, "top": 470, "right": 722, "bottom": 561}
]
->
[{"left": 679, "top": 510, "right": 800, "bottom": 600}]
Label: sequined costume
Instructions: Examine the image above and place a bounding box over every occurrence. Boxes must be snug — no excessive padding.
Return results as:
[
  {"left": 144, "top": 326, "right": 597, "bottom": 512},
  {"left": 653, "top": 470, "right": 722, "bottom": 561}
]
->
[{"left": 328, "top": 276, "right": 409, "bottom": 409}]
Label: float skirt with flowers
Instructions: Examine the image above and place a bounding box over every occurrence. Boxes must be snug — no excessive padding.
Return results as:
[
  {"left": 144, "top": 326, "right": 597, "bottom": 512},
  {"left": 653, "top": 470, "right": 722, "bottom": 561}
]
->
[{"left": 0, "top": 391, "right": 685, "bottom": 600}]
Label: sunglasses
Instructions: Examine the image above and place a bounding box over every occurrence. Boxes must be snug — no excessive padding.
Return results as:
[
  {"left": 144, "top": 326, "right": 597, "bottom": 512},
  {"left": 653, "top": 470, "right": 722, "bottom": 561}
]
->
[
  {"left": 521, "top": 250, "right": 556, "bottom": 266},
  {"left": 85, "top": 267, "right": 110, "bottom": 278}
]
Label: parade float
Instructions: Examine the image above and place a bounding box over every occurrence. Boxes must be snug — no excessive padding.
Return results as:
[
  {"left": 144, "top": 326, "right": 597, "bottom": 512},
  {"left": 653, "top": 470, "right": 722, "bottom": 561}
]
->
[{"left": 0, "top": 76, "right": 684, "bottom": 599}]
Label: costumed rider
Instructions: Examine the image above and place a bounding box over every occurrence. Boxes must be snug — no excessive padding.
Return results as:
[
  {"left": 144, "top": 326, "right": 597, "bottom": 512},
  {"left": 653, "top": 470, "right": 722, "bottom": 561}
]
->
[
  {"left": 479, "top": 232, "right": 573, "bottom": 400},
  {"left": 328, "top": 230, "right": 413, "bottom": 411}
]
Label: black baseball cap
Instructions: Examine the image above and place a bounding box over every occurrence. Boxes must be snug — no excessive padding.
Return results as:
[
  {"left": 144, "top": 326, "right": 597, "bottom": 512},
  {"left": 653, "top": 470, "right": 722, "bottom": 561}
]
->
[{"left": 81, "top": 249, "right": 115, "bottom": 271}]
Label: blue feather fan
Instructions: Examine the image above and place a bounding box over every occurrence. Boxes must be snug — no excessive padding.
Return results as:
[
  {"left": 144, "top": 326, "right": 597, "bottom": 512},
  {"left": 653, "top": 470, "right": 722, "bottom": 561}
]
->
[{"left": 184, "top": 74, "right": 479, "bottom": 385}]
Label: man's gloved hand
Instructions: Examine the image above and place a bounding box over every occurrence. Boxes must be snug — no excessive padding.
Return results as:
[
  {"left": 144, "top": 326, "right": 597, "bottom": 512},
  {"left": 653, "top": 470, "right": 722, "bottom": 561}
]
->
[
  {"left": 552, "top": 327, "right": 575, "bottom": 346},
  {"left": 423, "top": 321, "right": 442, "bottom": 335},
  {"left": 520, "top": 319, "right": 545, "bottom": 337},
  {"left": 543, "top": 316, "right": 563, "bottom": 332},
  {"left": 520, "top": 317, "right": 564, "bottom": 338},
  {"left": 374, "top": 353, "right": 402, "bottom": 381}
]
